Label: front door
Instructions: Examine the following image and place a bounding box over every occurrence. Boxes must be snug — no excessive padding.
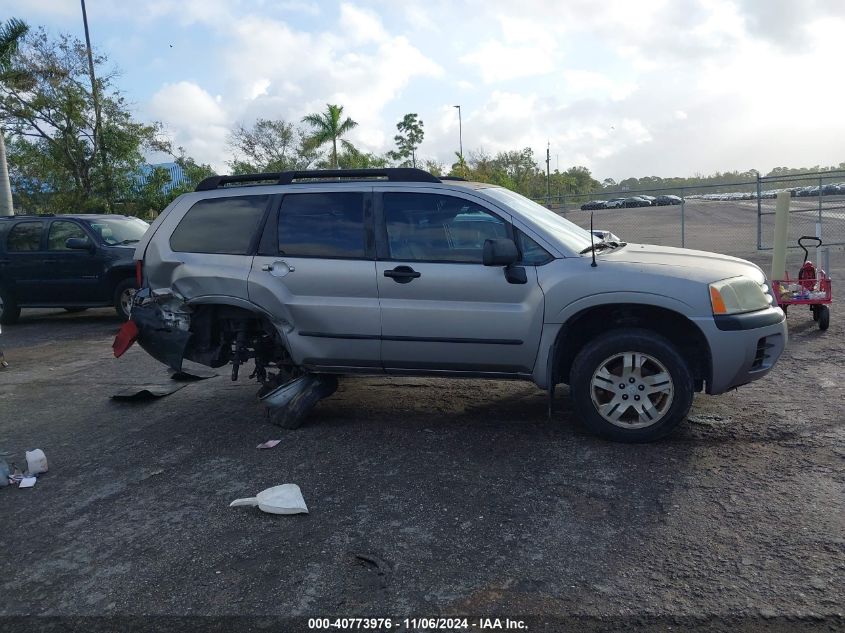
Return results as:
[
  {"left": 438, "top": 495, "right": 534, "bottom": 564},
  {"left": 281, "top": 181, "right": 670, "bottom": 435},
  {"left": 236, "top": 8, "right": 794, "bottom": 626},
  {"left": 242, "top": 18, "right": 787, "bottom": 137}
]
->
[
  {"left": 375, "top": 190, "right": 545, "bottom": 375},
  {"left": 249, "top": 188, "right": 381, "bottom": 370},
  {"left": 42, "top": 219, "right": 104, "bottom": 303}
]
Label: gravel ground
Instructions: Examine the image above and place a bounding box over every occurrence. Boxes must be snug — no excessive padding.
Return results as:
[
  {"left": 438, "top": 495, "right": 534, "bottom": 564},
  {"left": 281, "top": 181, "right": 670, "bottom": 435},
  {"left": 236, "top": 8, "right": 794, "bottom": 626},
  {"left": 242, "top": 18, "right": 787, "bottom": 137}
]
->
[{"left": 0, "top": 250, "right": 843, "bottom": 632}]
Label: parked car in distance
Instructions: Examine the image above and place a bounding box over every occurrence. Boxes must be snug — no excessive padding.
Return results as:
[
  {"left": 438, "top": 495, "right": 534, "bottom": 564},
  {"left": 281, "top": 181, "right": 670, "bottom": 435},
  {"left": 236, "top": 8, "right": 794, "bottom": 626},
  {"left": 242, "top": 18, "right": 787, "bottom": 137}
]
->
[
  {"left": 654, "top": 195, "right": 683, "bottom": 205},
  {"left": 605, "top": 198, "right": 627, "bottom": 209},
  {"left": 622, "top": 197, "right": 652, "bottom": 208},
  {"left": 580, "top": 200, "right": 608, "bottom": 210},
  {"left": 0, "top": 214, "right": 148, "bottom": 324},
  {"left": 120, "top": 168, "right": 787, "bottom": 443}
]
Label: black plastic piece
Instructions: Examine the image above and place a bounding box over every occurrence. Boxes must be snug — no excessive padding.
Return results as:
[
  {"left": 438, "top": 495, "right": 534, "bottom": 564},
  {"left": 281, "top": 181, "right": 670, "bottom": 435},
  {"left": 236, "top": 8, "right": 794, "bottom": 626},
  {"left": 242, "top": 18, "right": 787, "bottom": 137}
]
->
[
  {"left": 504, "top": 265, "right": 527, "bottom": 284},
  {"left": 195, "top": 168, "right": 441, "bottom": 191},
  {"left": 713, "top": 309, "right": 785, "bottom": 331}
]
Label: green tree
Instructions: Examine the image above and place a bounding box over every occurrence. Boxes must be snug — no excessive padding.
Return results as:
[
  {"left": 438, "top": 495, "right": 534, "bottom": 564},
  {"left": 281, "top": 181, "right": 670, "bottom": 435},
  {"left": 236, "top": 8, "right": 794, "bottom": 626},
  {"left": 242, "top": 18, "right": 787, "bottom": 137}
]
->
[
  {"left": 388, "top": 113, "right": 424, "bottom": 168},
  {"left": 227, "top": 118, "right": 316, "bottom": 173},
  {"left": 0, "top": 17, "right": 28, "bottom": 216},
  {"left": 331, "top": 145, "right": 388, "bottom": 169},
  {"left": 301, "top": 104, "right": 358, "bottom": 169},
  {"left": 1, "top": 28, "right": 167, "bottom": 213}
]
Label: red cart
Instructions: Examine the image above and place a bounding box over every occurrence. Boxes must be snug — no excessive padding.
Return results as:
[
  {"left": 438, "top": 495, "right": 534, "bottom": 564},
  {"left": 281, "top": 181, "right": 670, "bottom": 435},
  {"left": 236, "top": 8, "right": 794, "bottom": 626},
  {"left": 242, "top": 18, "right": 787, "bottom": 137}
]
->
[{"left": 771, "top": 236, "right": 831, "bottom": 331}]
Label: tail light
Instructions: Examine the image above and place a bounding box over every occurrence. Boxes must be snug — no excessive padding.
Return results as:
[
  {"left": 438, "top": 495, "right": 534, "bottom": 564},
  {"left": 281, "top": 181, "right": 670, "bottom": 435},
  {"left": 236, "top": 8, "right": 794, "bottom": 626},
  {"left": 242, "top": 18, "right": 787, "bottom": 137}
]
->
[{"left": 135, "top": 260, "right": 143, "bottom": 287}]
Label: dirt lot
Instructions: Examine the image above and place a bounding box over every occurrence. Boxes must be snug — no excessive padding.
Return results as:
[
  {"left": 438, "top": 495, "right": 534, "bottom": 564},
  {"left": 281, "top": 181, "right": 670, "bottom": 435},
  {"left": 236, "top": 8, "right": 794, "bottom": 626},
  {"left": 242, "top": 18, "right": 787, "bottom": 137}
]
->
[{"left": 1, "top": 250, "right": 843, "bottom": 631}]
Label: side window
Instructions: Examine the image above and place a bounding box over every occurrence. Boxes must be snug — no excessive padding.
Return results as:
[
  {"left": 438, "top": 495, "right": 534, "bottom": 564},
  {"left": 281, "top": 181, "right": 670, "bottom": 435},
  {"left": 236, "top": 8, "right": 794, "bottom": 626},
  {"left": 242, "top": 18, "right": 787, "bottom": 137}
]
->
[
  {"left": 7, "top": 221, "right": 44, "bottom": 252},
  {"left": 48, "top": 221, "right": 87, "bottom": 251},
  {"left": 170, "top": 195, "right": 269, "bottom": 255},
  {"left": 278, "top": 192, "right": 365, "bottom": 258},
  {"left": 516, "top": 231, "right": 553, "bottom": 265},
  {"left": 383, "top": 193, "right": 507, "bottom": 263}
]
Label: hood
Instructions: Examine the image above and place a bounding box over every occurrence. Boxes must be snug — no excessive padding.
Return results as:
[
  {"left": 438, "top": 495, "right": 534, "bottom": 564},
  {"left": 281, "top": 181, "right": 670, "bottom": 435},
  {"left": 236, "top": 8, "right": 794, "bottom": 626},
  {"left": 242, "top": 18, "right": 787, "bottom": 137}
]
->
[{"left": 598, "top": 243, "right": 766, "bottom": 284}]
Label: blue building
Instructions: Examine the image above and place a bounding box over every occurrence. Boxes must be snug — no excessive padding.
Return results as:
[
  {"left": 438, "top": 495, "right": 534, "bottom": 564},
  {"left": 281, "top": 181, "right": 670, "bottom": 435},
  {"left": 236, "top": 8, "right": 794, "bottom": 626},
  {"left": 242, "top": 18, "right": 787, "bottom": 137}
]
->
[{"left": 136, "top": 162, "right": 189, "bottom": 193}]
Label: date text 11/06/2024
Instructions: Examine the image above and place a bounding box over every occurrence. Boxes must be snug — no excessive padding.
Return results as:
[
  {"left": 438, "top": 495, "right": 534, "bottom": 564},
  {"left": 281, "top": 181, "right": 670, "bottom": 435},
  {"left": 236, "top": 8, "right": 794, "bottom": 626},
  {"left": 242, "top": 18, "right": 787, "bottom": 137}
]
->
[{"left": 308, "top": 618, "right": 528, "bottom": 630}]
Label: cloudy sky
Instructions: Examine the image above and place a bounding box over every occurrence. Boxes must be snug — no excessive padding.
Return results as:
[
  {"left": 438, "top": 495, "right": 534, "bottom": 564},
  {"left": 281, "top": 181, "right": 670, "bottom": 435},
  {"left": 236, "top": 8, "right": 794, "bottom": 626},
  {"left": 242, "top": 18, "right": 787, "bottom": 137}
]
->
[{"left": 8, "top": 0, "right": 845, "bottom": 179}]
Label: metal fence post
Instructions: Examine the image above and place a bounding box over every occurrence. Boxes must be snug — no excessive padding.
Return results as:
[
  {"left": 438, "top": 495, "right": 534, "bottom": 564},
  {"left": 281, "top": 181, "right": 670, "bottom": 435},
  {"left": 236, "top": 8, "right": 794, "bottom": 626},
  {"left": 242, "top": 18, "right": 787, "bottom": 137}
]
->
[
  {"left": 680, "top": 199, "right": 685, "bottom": 248},
  {"left": 756, "top": 173, "right": 762, "bottom": 249}
]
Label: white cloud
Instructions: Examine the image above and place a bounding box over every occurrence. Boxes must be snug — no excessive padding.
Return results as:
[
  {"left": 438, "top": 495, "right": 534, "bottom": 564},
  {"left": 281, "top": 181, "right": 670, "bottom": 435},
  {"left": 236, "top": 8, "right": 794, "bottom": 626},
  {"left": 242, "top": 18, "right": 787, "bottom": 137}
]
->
[
  {"left": 149, "top": 81, "right": 229, "bottom": 171},
  {"left": 128, "top": 0, "right": 845, "bottom": 178}
]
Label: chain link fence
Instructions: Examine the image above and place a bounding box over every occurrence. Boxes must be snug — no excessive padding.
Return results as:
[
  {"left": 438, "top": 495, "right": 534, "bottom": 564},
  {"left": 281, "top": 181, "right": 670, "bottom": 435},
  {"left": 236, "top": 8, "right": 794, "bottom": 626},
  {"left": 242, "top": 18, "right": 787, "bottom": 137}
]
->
[{"left": 535, "top": 170, "right": 845, "bottom": 262}]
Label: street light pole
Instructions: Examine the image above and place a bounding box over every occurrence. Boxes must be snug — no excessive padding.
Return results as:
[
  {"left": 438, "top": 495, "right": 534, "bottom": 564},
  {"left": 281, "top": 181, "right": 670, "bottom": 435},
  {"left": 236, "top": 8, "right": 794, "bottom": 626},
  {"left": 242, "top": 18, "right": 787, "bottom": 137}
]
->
[
  {"left": 80, "top": 0, "right": 111, "bottom": 210},
  {"left": 453, "top": 105, "right": 463, "bottom": 172}
]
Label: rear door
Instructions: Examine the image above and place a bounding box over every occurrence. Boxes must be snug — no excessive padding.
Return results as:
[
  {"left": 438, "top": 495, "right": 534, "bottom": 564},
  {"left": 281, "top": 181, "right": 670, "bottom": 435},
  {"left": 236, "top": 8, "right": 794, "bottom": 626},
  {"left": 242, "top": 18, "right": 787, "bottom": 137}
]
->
[
  {"left": 149, "top": 193, "right": 270, "bottom": 300},
  {"left": 248, "top": 187, "right": 381, "bottom": 370},
  {"left": 2, "top": 220, "right": 47, "bottom": 304},
  {"left": 375, "top": 189, "right": 545, "bottom": 375}
]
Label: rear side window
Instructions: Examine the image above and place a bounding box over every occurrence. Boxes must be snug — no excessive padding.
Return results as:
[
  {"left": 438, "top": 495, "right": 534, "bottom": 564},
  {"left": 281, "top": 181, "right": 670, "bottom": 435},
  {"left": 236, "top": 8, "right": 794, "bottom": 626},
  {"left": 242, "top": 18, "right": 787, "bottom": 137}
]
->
[
  {"left": 7, "top": 221, "right": 44, "bottom": 252},
  {"left": 170, "top": 195, "right": 269, "bottom": 254},
  {"left": 278, "top": 192, "right": 365, "bottom": 258}
]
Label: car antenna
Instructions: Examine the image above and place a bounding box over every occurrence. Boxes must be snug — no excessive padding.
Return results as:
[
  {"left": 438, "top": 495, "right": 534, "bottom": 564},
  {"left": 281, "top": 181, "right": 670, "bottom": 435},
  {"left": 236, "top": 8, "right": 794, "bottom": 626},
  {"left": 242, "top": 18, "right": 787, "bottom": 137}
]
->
[{"left": 590, "top": 211, "right": 597, "bottom": 268}]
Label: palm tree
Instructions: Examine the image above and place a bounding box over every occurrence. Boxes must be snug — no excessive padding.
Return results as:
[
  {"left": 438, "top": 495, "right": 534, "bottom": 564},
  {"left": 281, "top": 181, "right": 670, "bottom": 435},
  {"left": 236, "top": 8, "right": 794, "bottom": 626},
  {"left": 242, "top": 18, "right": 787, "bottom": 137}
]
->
[
  {"left": 301, "top": 104, "right": 358, "bottom": 169},
  {"left": 0, "top": 18, "right": 28, "bottom": 216}
]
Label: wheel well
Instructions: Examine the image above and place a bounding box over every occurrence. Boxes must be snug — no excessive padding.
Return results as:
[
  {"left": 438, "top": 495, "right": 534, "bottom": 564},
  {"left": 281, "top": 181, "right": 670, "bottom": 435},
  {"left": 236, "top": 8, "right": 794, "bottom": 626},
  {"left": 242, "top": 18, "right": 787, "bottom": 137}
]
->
[
  {"left": 553, "top": 304, "right": 711, "bottom": 392},
  {"left": 106, "top": 267, "right": 136, "bottom": 291}
]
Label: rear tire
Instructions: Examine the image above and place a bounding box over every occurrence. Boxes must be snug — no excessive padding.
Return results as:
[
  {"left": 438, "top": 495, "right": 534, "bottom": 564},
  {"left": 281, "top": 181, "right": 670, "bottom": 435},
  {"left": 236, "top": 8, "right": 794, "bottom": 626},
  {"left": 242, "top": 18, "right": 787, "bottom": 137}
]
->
[
  {"left": 113, "top": 278, "right": 137, "bottom": 321},
  {"left": 569, "top": 329, "right": 694, "bottom": 442},
  {"left": 0, "top": 287, "right": 20, "bottom": 325}
]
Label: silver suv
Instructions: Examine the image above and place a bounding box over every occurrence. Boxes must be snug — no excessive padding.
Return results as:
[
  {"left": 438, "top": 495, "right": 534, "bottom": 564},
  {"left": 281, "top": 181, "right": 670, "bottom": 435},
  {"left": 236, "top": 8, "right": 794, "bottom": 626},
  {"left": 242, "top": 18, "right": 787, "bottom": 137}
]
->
[{"left": 117, "top": 168, "right": 787, "bottom": 442}]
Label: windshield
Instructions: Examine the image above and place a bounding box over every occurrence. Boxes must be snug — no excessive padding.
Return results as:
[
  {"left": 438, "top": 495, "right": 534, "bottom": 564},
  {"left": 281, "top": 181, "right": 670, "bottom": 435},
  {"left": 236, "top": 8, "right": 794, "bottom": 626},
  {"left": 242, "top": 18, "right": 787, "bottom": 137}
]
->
[
  {"left": 85, "top": 217, "right": 150, "bottom": 245},
  {"left": 481, "top": 187, "right": 593, "bottom": 253}
]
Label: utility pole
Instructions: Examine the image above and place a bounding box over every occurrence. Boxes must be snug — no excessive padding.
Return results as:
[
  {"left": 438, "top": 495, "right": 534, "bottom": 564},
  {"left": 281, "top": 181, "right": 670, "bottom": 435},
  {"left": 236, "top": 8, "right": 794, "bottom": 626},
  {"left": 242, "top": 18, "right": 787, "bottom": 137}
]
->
[
  {"left": 546, "top": 142, "right": 551, "bottom": 203},
  {"left": 453, "top": 105, "right": 463, "bottom": 174},
  {"left": 81, "top": 0, "right": 111, "bottom": 210}
]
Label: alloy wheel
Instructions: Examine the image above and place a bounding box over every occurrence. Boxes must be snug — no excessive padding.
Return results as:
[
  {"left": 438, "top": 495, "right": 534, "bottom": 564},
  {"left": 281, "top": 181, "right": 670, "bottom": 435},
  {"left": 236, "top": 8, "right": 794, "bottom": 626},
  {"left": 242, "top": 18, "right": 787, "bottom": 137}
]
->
[{"left": 589, "top": 351, "right": 674, "bottom": 429}]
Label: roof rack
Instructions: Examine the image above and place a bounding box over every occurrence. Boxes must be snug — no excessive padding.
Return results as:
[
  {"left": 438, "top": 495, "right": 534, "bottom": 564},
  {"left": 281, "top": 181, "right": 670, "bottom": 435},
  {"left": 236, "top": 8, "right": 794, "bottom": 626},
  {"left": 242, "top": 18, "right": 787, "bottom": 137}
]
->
[
  {"left": 195, "top": 168, "right": 441, "bottom": 192},
  {"left": 439, "top": 175, "right": 467, "bottom": 181}
]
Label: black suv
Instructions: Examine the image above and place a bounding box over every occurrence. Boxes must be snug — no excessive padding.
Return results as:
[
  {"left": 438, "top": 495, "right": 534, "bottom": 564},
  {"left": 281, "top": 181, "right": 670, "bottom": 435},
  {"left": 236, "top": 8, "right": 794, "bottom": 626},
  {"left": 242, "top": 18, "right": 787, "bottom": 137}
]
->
[{"left": 0, "top": 214, "right": 148, "bottom": 324}]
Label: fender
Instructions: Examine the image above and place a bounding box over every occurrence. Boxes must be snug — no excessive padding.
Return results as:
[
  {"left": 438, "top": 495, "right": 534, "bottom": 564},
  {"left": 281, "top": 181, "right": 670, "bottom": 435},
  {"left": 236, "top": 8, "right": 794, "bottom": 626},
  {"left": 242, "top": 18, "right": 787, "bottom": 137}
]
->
[
  {"left": 535, "top": 292, "right": 703, "bottom": 396},
  {"left": 550, "top": 291, "right": 695, "bottom": 324}
]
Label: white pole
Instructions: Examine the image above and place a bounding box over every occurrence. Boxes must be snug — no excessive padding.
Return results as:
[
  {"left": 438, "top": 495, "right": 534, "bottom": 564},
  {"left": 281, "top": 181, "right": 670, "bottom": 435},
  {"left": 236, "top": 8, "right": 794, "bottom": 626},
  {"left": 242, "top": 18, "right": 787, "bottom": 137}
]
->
[
  {"left": 0, "top": 132, "right": 14, "bottom": 216},
  {"left": 770, "top": 191, "right": 790, "bottom": 280}
]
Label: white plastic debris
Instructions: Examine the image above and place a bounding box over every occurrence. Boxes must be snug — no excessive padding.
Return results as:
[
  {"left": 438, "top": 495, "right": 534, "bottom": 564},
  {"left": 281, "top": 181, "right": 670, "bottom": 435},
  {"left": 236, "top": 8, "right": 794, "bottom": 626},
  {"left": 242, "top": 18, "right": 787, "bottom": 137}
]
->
[
  {"left": 256, "top": 439, "right": 281, "bottom": 450},
  {"left": 19, "top": 477, "right": 36, "bottom": 488},
  {"left": 229, "top": 484, "right": 308, "bottom": 515},
  {"left": 25, "top": 449, "right": 48, "bottom": 475}
]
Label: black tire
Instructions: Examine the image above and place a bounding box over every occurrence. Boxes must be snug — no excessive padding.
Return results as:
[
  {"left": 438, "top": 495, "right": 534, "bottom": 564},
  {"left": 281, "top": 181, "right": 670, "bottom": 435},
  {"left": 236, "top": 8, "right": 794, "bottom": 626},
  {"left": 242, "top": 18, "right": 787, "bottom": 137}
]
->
[
  {"left": 112, "top": 278, "right": 138, "bottom": 321},
  {"left": 811, "top": 305, "right": 819, "bottom": 321},
  {"left": 64, "top": 307, "right": 89, "bottom": 313},
  {"left": 569, "top": 329, "right": 694, "bottom": 443},
  {"left": 0, "top": 286, "right": 20, "bottom": 325},
  {"left": 818, "top": 305, "right": 830, "bottom": 331}
]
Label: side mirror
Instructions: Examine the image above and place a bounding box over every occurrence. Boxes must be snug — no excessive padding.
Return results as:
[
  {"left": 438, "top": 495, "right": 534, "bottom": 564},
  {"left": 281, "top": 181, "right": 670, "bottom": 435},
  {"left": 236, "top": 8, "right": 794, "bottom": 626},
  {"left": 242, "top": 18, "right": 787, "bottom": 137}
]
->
[
  {"left": 482, "top": 238, "right": 519, "bottom": 266},
  {"left": 66, "top": 237, "right": 95, "bottom": 253}
]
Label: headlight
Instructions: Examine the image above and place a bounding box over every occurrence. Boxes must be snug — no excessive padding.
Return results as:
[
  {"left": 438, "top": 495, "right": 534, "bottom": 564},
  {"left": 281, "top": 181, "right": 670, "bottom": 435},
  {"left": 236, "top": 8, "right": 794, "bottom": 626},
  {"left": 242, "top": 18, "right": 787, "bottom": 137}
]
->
[{"left": 709, "top": 277, "right": 771, "bottom": 315}]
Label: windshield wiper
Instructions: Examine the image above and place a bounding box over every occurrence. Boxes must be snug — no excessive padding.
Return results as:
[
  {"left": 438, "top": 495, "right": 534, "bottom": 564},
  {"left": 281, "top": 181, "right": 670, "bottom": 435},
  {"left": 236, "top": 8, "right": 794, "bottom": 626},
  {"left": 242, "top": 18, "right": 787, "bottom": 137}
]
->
[{"left": 116, "top": 239, "right": 140, "bottom": 245}]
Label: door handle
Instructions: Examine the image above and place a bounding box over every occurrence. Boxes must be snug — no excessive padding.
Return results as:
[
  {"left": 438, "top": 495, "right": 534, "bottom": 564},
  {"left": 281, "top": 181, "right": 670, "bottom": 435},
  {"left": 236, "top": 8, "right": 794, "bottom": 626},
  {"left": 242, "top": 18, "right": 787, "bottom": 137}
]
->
[
  {"left": 261, "top": 260, "right": 295, "bottom": 276},
  {"left": 384, "top": 265, "right": 421, "bottom": 283}
]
